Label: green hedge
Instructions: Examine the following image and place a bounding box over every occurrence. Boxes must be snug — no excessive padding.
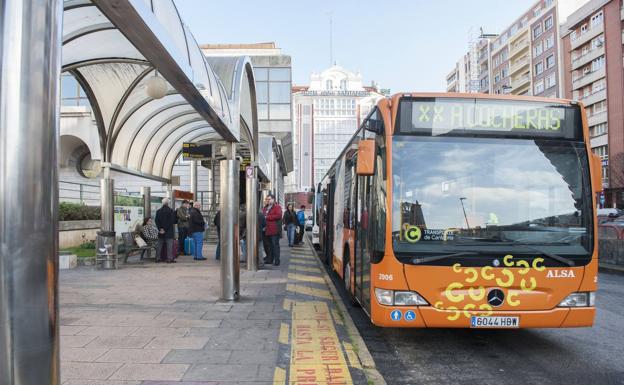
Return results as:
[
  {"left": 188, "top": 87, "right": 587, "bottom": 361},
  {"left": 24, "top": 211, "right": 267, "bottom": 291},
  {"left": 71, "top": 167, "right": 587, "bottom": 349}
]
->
[{"left": 59, "top": 202, "right": 101, "bottom": 221}]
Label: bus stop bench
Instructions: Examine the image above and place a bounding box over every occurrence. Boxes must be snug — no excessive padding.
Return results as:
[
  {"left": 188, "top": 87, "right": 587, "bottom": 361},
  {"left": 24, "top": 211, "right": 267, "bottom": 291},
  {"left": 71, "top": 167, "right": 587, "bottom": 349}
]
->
[{"left": 121, "top": 232, "right": 156, "bottom": 263}]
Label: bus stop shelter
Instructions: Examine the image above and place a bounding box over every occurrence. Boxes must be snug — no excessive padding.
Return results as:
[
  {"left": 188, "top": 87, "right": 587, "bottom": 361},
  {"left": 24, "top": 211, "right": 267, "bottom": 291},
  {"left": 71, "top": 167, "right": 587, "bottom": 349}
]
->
[{"left": 0, "top": 0, "right": 260, "bottom": 383}]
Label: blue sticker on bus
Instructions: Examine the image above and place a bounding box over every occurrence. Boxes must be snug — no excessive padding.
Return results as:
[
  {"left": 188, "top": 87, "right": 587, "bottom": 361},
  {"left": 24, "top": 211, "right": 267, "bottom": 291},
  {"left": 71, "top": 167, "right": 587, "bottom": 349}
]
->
[
  {"left": 390, "top": 309, "right": 402, "bottom": 321},
  {"left": 405, "top": 310, "right": 416, "bottom": 321}
]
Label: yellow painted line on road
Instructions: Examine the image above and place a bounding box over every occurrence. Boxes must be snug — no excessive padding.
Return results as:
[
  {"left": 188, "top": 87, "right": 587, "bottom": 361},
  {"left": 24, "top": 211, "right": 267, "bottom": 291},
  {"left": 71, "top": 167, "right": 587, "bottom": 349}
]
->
[
  {"left": 289, "top": 265, "right": 319, "bottom": 274},
  {"left": 288, "top": 272, "right": 325, "bottom": 284},
  {"left": 286, "top": 284, "right": 332, "bottom": 300},
  {"left": 283, "top": 298, "right": 294, "bottom": 311},
  {"left": 289, "top": 302, "right": 353, "bottom": 384},
  {"left": 273, "top": 367, "right": 286, "bottom": 385},
  {"left": 279, "top": 322, "right": 290, "bottom": 345}
]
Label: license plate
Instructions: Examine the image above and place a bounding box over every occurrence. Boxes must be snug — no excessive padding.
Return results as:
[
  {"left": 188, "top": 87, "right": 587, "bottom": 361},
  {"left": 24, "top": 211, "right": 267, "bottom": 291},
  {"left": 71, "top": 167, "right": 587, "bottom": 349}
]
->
[{"left": 471, "top": 316, "right": 519, "bottom": 328}]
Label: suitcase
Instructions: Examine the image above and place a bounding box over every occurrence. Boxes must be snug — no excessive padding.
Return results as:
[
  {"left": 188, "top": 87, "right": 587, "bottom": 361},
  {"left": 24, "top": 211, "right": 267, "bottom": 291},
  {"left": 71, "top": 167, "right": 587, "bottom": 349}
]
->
[{"left": 184, "top": 237, "right": 195, "bottom": 255}]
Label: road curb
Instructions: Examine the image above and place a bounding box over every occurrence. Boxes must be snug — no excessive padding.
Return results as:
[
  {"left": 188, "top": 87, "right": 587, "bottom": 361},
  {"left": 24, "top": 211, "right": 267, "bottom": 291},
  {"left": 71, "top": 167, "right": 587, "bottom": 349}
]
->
[
  {"left": 305, "top": 238, "right": 387, "bottom": 385},
  {"left": 599, "top": 262, "right": 624, "bottom": 275}
]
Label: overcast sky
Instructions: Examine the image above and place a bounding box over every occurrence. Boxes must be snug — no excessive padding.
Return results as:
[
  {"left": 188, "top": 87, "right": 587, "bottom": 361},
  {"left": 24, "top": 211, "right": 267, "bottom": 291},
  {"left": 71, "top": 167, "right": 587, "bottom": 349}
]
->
[{"left": 176, "top": 0, "right": 536, "bottom": 93}]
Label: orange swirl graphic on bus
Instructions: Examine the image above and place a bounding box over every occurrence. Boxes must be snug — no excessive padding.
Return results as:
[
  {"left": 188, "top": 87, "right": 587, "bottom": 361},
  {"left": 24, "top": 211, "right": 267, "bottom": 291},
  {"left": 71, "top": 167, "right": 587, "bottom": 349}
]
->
[{"left": 437, "top": 255, "right": 543, "bottom": 321}]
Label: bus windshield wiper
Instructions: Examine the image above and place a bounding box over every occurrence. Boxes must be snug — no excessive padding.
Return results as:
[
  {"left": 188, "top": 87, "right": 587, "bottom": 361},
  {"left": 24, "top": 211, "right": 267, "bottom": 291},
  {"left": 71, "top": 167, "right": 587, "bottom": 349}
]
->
[
  {"left": 412, "top": 252, "right": 477, "bottom": 265},
  {"left": 513, "top": 243, "right": 576, "bottom": 267}
]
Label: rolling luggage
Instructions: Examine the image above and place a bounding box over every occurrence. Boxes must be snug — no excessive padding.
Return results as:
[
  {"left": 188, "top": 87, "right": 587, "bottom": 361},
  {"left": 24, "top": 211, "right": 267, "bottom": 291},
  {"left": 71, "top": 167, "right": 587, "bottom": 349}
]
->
[{"left": 184, "top": 236, "right": 195, "bottom": 255}]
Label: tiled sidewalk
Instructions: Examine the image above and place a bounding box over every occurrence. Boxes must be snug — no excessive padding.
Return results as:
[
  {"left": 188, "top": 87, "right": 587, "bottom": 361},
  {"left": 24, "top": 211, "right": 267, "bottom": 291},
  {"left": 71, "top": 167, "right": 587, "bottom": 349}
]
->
[{"left": 59, "top": 239, "right": 371, "bottom": 384}]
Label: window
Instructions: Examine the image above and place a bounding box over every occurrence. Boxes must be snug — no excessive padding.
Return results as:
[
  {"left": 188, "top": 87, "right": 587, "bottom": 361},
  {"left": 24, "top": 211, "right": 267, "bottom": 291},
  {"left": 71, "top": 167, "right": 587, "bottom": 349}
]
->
[
  {"left": 270, "top": 104, "right": 290, "bottom": 119},
  {"left": 546, "top": 72, "right": 557, "bottom": 89},
  {"left": 269, "top": 68, "right": 290, "bottom": 81},
  {"left": 546, "top": 54, "right": 555, "bottom": 69},
  {"left": 591, "top": 11, "right": 603, "bottom": 27},
  {"left": 533, "top": 7, "right": 542, "bottom": 17},
  {"left": 494, "top": 56, "right": 500, "bottom": 67},
  {"left": 256, "top": 82, "right": 268, "bottom": 103},
  {"left": 534, "top": 79, "right": 545, "bottom": 94},
  {"left": 544, "top": 16, "right": 553, "bottom": 30},
  {"left": 502, "top": 67, "right": 509, "bottom": 78},
  {"left": 591, "top": 122, "right": 608, "bottom": 136},
  {"left": 594, "top": 100, "right": 607, "bottom": 114},
  {"left": 340, "top": 79, "right": 347, "bottom": 90},
  {"left": 255, "top": 68, "right": 269, "bottom": 81},
  {"left": 257, "top": 103, "right": 268, "bottom": 119},
  {"left": 494, "top": 73, "right": 501, "bottom": 83},
  {"left": 545, "top": 34, "right": 554, "bottom": 49},
  {"left": 533, "top": 24, "right": 543, "bottom": 39},
  {"left": 61, "top": 74, "right": 90, "bottom": 107},
  {"left": 535, "top": 61, "right": 544, "bottom": 75},
  {"left": 533, "top": 41, "right": 543, "bottom": 56},
  {"left": 545, "top": 0, "right": 553, "bottom": 7},
  {"left": 593, "top": 79, "right": 606, "bottom": 92},
  {"left": 592, "top": 56, "right": 605, "bottom": 71},
  {"left": 593, "top": 145, "right": 608, "bottom": 160},
  {"left": 325, "top": 80, "right": 333, "bottom": 90},
  {"left": 581, "top": 23, "right": 588, "bottom": 34},
  {"left": 269, "top": 82, "right": 291, "bottom": 103},
  {"left": 584, "top": 87, "right": 591, "bottom": 98},
  {"left": 592, "top": 35, "right": 605, "bottom": 49},
  {"left": 571, "top": 31, "right": 577, "bottom": 41}
]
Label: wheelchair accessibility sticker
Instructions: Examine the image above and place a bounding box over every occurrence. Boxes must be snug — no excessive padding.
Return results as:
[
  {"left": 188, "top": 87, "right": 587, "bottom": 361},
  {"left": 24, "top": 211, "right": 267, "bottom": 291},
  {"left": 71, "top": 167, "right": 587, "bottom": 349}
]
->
[
  {"left": 405, "top": 310, "right": 416, "bottom": 321},
  {"left": 390, "top": 309, "right": 402, "bottom": 321}
]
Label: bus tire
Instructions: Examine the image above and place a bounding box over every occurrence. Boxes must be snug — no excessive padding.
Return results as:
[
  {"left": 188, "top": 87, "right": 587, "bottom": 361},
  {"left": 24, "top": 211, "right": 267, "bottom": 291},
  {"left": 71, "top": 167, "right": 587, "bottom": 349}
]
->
[{"left": 343, "top": 249, "right": 357, "bottom": 306}]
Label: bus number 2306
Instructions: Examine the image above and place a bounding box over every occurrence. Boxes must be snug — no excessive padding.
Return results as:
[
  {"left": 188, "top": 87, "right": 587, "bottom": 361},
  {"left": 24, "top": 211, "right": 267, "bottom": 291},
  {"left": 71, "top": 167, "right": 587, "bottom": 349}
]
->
[{"left": 378, "top": 274, "right": 393, "bottom": 281}]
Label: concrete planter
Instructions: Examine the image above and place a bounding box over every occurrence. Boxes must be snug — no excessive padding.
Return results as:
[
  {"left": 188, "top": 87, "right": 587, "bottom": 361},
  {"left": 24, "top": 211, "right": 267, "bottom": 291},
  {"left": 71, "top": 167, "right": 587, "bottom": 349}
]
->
[{"left": 59, "top": 220, "right": 101, "bottom": 249}]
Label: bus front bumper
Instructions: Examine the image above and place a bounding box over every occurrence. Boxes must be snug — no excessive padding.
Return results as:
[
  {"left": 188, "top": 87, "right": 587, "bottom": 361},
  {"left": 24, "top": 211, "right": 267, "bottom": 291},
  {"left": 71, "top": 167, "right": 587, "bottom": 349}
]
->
[{"left": 372, "top": 306, "right": 595, "bottom": 328}]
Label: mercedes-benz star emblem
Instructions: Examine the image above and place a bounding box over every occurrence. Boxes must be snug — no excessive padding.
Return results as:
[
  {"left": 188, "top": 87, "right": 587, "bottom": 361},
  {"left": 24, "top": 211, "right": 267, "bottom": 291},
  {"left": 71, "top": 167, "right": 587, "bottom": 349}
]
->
[{"left": 487, "top": 289, "right": 505, "bottom": 307}]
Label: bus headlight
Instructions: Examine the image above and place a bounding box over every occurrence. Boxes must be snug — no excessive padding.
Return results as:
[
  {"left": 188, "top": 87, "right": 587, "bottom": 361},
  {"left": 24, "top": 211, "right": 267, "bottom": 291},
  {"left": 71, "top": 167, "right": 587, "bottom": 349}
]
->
[
  {"left": 375, "top": 288, "right": 429, "bottom": 306},
  {"left": 394, "top": 291, "right": 428, "bottom": 306},
  {"left": 558, "top": 292, "right": 595, "bottom": 307},
  {"left": 375, "top": 288, "right": 393, "bottom": 305}
]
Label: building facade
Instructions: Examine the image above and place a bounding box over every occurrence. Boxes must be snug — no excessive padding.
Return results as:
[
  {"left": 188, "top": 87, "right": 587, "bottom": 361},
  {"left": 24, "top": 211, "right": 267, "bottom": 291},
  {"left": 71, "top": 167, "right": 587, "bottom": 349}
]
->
[
  {"left": 446, "top": 0, "right": 587, "bottom": 96},
  {"left": 290, "top": 65, "right": 383, "bottom": 192},
  {"left": 561, "top": 0, "right": 624, "bottom": 206},
  {"left": 201, "top": 43, "right": 293, "bottom": 204}
]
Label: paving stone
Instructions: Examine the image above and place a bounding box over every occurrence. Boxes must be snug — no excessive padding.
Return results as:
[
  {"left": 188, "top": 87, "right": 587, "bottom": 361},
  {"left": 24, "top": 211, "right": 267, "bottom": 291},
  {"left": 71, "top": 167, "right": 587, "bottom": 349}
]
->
[
  {"left": 77, "top": 326, "right": 139, "bottom": 336},
  {"left": 109, "top": 363, "right": 189, "bottom": 381},
  {"left": 63, "top": 380, "right": 140, "bottom": 385},
  {"left": 145, "top": 336, "right": 209, "bottom": 350},
  {"left": 86, "top": 336, "right": 154, "bottom": 349},
  {"left": 62, "top": 335, "right": 98, "bottom": 348},
  {"left": 130, "top": 327, "right": 190, "bottom": 337},
  {"left": 218, "top": 319, "right": 270, "bottom": 329},
  {"left": 96, "top": 348, "right": 170, "bottom": 363},
  {"left": 61, "top": 325, "right": 89, "bottom": 336},
  {"left": 226, "top": 349, "right": 277, "bottom": 364},
  {"left": 162, "top": 349, "right": 231, "bottom": 364},
  {"left": 61, "top": 347, "right": 109, "bottom": 362},
  {"left": 168, "top": 319, "right": 221, "bottom": 328},
  {"left": 61, "top": 362, "right": 123, "bottom": 380},
  {"left": 182, "top": 364, "right": 260, "bottom": 382}
]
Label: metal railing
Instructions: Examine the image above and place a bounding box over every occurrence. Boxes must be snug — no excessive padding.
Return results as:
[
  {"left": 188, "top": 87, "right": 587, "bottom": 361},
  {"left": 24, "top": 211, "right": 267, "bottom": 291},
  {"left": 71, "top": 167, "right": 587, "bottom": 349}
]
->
[{"left": 59, "top": 180, "right": 100, "bottom": 205}]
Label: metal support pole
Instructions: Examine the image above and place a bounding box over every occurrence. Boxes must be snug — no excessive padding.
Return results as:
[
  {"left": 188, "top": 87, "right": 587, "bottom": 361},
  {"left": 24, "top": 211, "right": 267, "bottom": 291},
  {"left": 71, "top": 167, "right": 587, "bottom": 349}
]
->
[
  {"left": 0, "top": 0, "right": 62, "bottom": 383},
  {"left": 246, "top": 166, "right": 258, "bottom": 271},
  {"left": 141, "top": 186, "right": 151, "bottom": 219},
  {"left": 220, "top": 153, "right": 240, "bottom": 301},
  {"left": 101, "top": 178, "right": 115, "bottom": 232},
  {"left": 190, "top": 160, "right": 198, "bottom": 200}
]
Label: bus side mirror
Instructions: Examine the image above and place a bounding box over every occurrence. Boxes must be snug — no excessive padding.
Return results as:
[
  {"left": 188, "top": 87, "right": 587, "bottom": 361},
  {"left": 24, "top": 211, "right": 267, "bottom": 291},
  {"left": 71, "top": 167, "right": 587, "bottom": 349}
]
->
[
  {"left": 591, "top": 154, "right": 602, "bottom": 192},
  {"left": 356, "top": 139, "right": 375, "bottom": 176}
]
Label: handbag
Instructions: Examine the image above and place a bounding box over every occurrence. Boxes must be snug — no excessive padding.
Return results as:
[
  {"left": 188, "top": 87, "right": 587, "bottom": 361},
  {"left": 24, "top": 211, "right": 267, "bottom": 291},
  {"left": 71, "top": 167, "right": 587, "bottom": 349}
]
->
[{"left": 135, "top": 236, "right": 147, "bottom": 248}]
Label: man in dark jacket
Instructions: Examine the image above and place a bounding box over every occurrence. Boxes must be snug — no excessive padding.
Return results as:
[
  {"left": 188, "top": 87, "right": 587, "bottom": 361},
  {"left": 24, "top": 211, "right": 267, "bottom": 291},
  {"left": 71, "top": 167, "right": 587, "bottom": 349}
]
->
[
  {"left": 213, "top": 210, "right": 220, "bottom": 260},
  {"left": 189, "top": 202, "right": 206, "bottom": 260},
  {"left": 155, "top": 198, "right": 176, "bottom": 263},
  {"left": 262, "top": 194, "right": 283, "bottom": 265},
  {"left": 176, "top": 200, "right": 190, "bottom": 255}
]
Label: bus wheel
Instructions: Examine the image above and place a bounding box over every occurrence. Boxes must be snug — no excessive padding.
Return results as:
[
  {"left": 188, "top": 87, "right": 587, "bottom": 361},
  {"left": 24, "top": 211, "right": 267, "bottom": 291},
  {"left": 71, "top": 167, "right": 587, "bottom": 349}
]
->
[{"left": 343, "top": 253, "right": 357, "bottom": 305}]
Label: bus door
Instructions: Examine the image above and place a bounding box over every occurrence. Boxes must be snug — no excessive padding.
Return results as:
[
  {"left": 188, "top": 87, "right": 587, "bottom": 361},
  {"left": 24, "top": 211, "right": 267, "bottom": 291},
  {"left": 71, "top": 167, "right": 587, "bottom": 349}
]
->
[
  {"left": 356, "top": 174, "right": 373, "bottom": 312},
  {"left": 325, "top": 177, "right": 336, "bottom": 265}
]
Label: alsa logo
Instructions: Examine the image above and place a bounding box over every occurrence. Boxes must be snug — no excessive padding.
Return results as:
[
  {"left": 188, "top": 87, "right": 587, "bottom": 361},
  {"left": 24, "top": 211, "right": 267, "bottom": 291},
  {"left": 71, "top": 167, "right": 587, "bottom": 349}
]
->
[{"left": 546, "top": 270, "right": 576, "bottom": 278}]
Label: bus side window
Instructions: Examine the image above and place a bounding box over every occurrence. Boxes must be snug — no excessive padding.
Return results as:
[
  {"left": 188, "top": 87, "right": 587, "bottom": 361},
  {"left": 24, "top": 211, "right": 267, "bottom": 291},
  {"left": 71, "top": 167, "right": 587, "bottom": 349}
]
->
[{"left": 371, "top": 142, "right": 386, "bottom": 263}]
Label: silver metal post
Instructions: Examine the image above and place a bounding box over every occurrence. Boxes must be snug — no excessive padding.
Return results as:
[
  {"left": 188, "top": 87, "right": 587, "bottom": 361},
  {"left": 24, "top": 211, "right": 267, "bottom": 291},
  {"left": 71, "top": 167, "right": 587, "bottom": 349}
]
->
[
  {"left": 190, "top": 160, "right": 198, "bottom": 199},
  {"left": 246, "top": 166, "right": 259, "bottom": 271},
  {"left": 220, "top": 156, "right": 240, "bottom": 301},
  {"left": 100, "top": 178, "right": 115, "bottom": 232},
  {"left": 0, "top": 0, "right": 62, "bottom": 383},
  {"left": 141, "top": 186, "right": 151, "bottom": 219}
]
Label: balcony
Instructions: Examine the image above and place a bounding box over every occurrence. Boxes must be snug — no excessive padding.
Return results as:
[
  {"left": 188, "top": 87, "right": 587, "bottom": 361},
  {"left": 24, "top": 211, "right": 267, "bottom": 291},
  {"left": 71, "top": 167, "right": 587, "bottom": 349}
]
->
[
  {"left": 509, "top": 39, "right": 529, "bottom": 60},
  {"left": 511, "top": 74, "right": 530, "bottom": 90},
  {"left": 509, "top": 56, "right": 529, "bottom": 76},
  {"left": 580, "top": 89, "right": 607, "bottom": 107},
  {"left": 588, "top": 110, "right": 608, "bottom": 126},
  {"left": 571, "top": 23, "right": 604, "bottom": 50},
  {"left": 571, "top": 46, "right": 604, "bottom": 70},
  {"left": 572, "top": 67, "right": 606, "bottom": 90}
]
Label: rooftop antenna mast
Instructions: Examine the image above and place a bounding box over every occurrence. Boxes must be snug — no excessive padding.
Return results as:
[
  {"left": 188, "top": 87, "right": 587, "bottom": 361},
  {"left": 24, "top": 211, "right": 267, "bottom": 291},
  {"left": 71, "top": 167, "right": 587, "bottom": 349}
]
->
[{"left": 327, "top": 12, "right": 334, "bottom": 66}]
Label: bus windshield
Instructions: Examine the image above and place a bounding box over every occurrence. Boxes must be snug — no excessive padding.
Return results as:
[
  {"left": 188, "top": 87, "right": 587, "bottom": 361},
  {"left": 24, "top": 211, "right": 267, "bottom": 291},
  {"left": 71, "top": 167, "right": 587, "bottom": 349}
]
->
[{"left": 391, "top": 136, "right": 593, "bottom": 264}]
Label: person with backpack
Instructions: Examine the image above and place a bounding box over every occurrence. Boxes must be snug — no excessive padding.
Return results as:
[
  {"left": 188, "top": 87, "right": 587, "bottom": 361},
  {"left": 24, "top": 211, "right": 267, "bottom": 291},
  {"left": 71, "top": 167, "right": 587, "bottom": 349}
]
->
[{"left": 295, "top": 205, "right": 306, "bottom": 245}]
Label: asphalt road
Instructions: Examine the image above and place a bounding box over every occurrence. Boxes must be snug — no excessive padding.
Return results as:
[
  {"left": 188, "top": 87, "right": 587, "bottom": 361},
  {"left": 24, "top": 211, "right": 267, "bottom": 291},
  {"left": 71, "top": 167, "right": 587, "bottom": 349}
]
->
[{"left": 322, "top": 258, "right": 624, "bottom": 385}]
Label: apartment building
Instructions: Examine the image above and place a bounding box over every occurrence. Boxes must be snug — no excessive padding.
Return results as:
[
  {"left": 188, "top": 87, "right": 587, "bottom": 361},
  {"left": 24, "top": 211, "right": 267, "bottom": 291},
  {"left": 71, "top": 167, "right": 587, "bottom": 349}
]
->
[
  {"left": 561, "top": 0, "right": 624, "bottom": 206},
  {"left": 446, "top": 0, "right": 586, "bottom": 96}
]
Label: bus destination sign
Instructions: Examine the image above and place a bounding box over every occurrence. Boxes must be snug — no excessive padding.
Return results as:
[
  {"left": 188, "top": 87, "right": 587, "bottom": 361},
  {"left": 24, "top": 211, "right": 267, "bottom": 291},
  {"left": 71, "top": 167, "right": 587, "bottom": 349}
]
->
[
  {"left": 400, "top": 98, "right": 580, "bottom": 139},
  {"left": 182, "top": 143, "right": 212, "bottom": 161}
]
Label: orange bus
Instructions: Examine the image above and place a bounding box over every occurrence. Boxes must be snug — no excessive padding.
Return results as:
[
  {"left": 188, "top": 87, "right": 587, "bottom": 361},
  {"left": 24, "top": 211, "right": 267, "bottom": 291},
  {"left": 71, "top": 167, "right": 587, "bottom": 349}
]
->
[{"left": 316, "top": 93, "right": 602, "bottom": 328}]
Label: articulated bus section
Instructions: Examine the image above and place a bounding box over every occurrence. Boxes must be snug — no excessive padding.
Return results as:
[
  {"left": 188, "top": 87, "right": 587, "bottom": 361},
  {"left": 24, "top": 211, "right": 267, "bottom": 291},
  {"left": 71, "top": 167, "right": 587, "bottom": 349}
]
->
[{"left": 316, "top": 93, "right": 602, "bottom": 329}]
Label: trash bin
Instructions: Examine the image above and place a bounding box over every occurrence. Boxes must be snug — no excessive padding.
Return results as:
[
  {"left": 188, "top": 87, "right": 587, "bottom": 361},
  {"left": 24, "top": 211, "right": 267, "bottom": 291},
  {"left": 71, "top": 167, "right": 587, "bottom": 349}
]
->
[{"left": 96, "top": 230, "right": 117, "bottom": 269}]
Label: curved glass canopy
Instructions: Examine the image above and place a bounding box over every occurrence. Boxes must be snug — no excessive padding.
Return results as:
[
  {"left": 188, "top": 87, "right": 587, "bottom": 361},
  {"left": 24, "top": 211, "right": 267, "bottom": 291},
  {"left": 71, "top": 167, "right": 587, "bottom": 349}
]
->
[{"left": 62, "top": 0, "right": 258, "bottom": 179}]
